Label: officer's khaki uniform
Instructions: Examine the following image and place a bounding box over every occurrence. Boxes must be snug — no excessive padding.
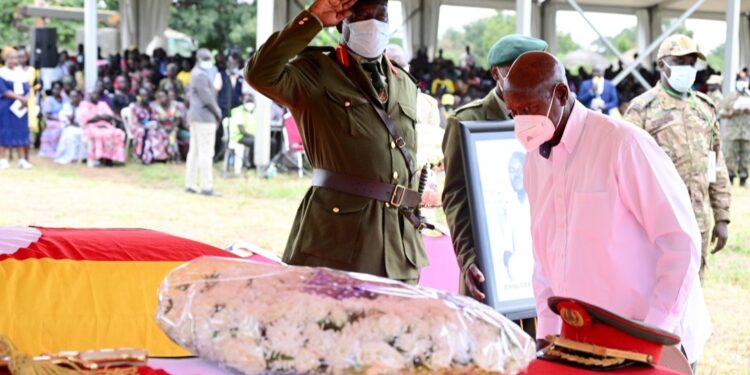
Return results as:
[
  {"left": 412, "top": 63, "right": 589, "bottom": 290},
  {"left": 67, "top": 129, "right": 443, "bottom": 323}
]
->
[
  {"left": 442, "top": 90, "right": 508, "bottom": 293},
  {"left": 245, "top": 11, "right": 427, "bottom": 281}
]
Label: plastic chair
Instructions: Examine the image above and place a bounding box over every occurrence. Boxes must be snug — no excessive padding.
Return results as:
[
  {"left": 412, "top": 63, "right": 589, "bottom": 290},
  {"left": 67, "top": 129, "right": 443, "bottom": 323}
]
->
[{"left": 282, "top": 113, "right": 306, "bottom": 178}]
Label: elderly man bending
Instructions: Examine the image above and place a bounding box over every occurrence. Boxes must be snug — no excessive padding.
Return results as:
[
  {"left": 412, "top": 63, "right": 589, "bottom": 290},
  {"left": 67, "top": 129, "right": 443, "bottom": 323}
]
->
[{"left": 502, "top": 51, "right": 711, "bottom": 368}]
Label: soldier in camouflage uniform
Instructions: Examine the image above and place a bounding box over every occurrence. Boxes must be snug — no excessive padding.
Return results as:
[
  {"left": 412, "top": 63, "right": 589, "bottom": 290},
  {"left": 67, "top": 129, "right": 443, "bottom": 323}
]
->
[
  {"left": 624, "top": 35, "right": 731, "bottom": 279},
  {"left": 720, "top": 75, "right": 750, "bottom": 187}
]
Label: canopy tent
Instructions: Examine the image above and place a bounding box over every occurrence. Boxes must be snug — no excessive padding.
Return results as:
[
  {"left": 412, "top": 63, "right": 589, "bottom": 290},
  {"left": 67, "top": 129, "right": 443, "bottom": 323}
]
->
[{"left": 86, "top": 0, "right": 749, "bottom": 168}]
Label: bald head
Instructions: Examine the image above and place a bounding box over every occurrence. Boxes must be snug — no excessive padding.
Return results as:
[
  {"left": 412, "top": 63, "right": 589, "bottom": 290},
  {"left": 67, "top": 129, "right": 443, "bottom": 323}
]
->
[
  {"left": 503, "top": 51, "right": 567, "bottom": 97},
  {"left": 503, "top": 52, "right": 573, "bottom": 143}
]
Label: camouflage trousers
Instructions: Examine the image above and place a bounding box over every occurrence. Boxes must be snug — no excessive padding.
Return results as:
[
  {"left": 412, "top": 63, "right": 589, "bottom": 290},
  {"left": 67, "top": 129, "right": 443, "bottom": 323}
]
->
[
  {"left": 700, "top": 230, "right": 709, "bottom": 281},
  {"left": 725, "top": 139, "right": 750, "bottom": 180}
]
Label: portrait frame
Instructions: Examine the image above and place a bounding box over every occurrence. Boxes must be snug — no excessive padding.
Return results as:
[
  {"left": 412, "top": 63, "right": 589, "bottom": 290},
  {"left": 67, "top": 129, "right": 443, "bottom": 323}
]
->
[{"left": 459, "top": 120, "right": 536, "bottom": 320}]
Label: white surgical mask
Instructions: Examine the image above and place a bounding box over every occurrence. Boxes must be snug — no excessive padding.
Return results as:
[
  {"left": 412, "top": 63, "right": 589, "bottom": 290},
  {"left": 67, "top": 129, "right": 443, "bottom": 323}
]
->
[
  {"left": 663, "top": 61, "right": 697, "bottom": 93},
  {"left": 513, "top": 85, "right": 562, "bottom": 152},
  {"left": 199, "top": 61, "right": 213, "bottom": 71},
  {"left": 244, "top": 102, "right": 255, "bottom": 112},
  {"left": 736, "top": 80, "right": 749, "bottom": 93},
  {"left": 343, "top": 19, "right": 390, "bottom": 60}
]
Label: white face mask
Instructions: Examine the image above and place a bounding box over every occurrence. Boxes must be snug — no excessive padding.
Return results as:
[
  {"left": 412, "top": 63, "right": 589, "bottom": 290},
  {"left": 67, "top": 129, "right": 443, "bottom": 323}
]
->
[
  {"left": 663, "top": 61, "right": 697, "bottom": 93},
  {"left": 343, "top": 19, "right": 390, "bottom": 60},
  {"left": 513, "top": 85, "right": 562, "bottom": 152},
  {"left": 244, "top": 102, "right": 255, "bottom": 112},
  {"left": 199, "top": 61, "right": 213, "bottom": 71},
  {"left": 737, "top": 80, "right": 749, "bottom": 93}
]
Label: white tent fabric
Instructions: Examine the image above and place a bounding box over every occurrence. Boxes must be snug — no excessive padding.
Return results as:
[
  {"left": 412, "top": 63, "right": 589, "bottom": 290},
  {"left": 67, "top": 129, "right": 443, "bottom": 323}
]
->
[
  {"left": 119, "top": 0, "right": 171, "bottom": 52},
  {"left": 741, "top": 14, "right": 750, "bottom": 70}
]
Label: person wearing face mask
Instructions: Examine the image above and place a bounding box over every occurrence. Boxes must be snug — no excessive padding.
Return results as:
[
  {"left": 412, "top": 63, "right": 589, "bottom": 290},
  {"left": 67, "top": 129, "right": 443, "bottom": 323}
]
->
[
  {"left": 441, "top": 35, "right": 547, "bottom": 322},
  {"left": 504, "top": 51, "right": 711, "bottom": 369},
  {"left": 227, "top": 93, "right": 259, "bottom": 174},
  {"left": 245, "top": 0, "right": 429, "bottom": 283},
  {"left": 186, "top": 48, "right": 222, "bottom": 196},
  {"left": 624, "top": 34, "right": 731, "bottom": 281},
  {"left": 720, "top": 75, "right": 750, "bottom": 187}
]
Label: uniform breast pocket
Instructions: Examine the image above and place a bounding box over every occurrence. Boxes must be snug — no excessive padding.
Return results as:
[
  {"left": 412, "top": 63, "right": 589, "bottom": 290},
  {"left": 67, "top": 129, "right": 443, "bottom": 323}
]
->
[
  {"left": 324, "top": 89, "right": 374, "bottom": 139},
  {"left": 396, "top": 102, "right": 418, "bottom": 147},
  {"left": 299, "top": 188, "right": 371, "bottom": 264},
  {"left": 570, "top": 191, "right": 612, "bottom": 243}
]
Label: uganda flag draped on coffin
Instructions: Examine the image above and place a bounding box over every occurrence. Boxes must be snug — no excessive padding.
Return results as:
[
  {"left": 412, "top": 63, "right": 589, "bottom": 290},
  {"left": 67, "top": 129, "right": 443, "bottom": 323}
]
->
[{"left": 0, "top": 227, "right": 237, "bottom": 357}]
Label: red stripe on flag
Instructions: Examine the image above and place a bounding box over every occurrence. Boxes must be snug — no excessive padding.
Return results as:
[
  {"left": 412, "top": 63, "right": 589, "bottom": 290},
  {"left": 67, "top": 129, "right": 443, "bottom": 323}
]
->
[{"left": 0, "top": 228, "right": 237, "bottom": 262}]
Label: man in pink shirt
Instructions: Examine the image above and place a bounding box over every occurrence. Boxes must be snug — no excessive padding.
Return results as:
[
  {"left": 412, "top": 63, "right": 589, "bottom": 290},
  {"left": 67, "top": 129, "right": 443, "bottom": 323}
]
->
[{"left": 502, "top": 51, "right": 711, "bottom": 367}]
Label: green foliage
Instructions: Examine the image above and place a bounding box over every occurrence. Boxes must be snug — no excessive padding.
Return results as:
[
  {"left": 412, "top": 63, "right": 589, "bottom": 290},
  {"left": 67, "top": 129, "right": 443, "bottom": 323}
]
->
[
  {"left": 439, "top": 11, "right": 516, "bottom": 68},
  {"left": 661, "top": 19, "right": 694, "bottom": 38},
  {"left": 556, "top": 32, "right": 581, "bottom": 59},
  {"left": 170, "top": 0, "right": 256, "bottom": 52},
  {"left": 592, "top": 26, "right": 636, "bottom": 59},
  {"left": 0, "top": 0, "right": 119, "bottom": 51},
  {"left": 707, "top": 43, "right": 724, "bottom": 72}
]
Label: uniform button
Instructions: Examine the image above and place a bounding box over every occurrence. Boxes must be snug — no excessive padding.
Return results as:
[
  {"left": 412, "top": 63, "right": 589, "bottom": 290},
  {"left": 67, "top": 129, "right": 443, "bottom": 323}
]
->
[
  {"left": 332, "top": 207, "right": 340, "bottom": 213},
  {"left": 298, "top": 20, "right": 305, "bottom": 25},
  {"left": 385, "top": 202, "right": 391, "bottom": 208},
  {"left": 390, "top": 141, "right": 396, "bottom": 149},
  {"left": 392, "top": 171, "right": 399, "bottom": 180},
  {"left": 344, "top": 100, "right": 351, "bottom": 108},
  {"left": 303, "top": 17, "right": 309, "bottom": 21}
]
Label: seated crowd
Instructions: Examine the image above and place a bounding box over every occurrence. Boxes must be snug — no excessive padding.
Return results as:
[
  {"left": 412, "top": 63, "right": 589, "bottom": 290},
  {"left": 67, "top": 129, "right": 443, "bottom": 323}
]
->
[{"left": 0, "top": 46, "right": 256, "bottom": 169}]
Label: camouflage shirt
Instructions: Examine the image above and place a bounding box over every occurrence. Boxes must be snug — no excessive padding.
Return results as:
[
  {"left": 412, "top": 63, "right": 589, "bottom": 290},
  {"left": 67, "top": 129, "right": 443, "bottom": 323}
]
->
[
  {"left": 721, "top": 91, "right": 750, "bottom": 141},
  {"left": 624, "top": 83, "right": 731, "bottom": 233}
]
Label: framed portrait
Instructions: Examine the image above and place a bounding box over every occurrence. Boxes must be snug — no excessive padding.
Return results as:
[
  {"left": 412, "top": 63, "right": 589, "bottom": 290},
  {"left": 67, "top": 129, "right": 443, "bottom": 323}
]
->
[{"left": 460, "top": 120, "right": 536, "bottom": 320}]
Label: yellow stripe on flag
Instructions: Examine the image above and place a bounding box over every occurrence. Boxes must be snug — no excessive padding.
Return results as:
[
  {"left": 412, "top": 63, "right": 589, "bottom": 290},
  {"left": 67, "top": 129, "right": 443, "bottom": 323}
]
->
[{"left": 0, "top": 259, "right": 190, "bottom": 356}]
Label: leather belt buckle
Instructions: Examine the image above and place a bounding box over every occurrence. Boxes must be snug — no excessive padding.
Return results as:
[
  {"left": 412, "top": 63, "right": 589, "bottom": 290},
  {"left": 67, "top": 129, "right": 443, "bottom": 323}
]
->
[{"left": 390, "top": 184, "right": 407, "bottom": 208}]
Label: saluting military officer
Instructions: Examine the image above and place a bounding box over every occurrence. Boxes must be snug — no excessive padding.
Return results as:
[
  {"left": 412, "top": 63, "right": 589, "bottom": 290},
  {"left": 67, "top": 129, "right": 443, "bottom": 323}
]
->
[
  {"left": 245, "top": 0, "right": 428, "bottom": 283},
  {"left": 624, "top": 34, "right": 731, "bottom": 279},
  {"left": 442, "top": 35, "right": 548, "bottom": 299}
]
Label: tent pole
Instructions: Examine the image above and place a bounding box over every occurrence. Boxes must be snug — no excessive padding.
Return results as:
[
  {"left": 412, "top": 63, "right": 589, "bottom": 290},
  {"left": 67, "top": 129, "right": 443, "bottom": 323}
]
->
[
  {"left": 566, "top": 0, "right": 652, "bottom": 90},
  {"left": 84, "top": 0, "right": 98, "bottom": 92},
  {"left": 722, "top": 0, "right": 740, "bottom": 96},
  {"left": 611, "top": 0, "right": 706, "bottom": 86}
]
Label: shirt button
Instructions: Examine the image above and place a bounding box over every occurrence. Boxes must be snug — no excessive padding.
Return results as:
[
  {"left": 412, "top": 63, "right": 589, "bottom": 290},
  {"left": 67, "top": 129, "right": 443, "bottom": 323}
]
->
[
  {"left": 385, "top": 202, "right": 391, "bottom": 208},
  {"left": 344, "top": 101, "right": 351, "bottom": 108},
  {"left": 390, "top": 141, "right": 396, "bottom": 149},
  {"left": 392, "top": 171, "right": 399, "bottom": 180},
  {"left": 332, "top": 207, "right": 340, "bottom": 213},
  {"left": 298, "top": 20, "right": 305, "bottom": 25}
]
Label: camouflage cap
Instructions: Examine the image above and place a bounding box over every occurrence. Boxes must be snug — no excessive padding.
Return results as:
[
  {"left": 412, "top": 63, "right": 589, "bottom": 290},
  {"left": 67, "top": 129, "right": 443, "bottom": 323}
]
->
[
  {"left": 657, "top": 34, "right": 706, "bottom": 60},
  {"left": 487, "top": 35, "right": 548, "bottom": 67}
]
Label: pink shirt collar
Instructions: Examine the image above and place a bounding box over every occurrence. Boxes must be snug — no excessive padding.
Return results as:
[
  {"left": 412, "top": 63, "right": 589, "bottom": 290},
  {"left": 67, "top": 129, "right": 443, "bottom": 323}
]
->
[{"left": 558, "top": 100, "right": 587, "bottom": 155}]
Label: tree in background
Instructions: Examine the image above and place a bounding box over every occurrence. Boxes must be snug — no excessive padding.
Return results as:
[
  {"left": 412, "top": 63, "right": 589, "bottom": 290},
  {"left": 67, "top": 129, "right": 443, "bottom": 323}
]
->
[
  {"left": 592, "top": 26, "right": 636, "bottom": 59},
  {"left": 439, "top": 11, "right": 516, "bottom": 68},
  {"left": 169, "top": 0, "right": 256, "bottom": 53},
  {"left": 557, "top": 32, "right": 582, "bottom": 59},
  {"left": 707, "top": 43, "right": 724, "bottom": 73},
  {"left": 0, "top": 0, "right": 118, "bottom": 51}
]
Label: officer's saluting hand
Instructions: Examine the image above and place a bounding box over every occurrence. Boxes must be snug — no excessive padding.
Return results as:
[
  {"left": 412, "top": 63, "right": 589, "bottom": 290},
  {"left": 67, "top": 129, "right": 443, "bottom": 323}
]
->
[{"left": 309, "top": 0, "right": 356, "bottom": 26}]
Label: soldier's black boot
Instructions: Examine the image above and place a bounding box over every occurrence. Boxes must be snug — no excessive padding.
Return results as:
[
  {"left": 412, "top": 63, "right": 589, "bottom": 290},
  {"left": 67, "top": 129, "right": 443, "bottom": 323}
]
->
[{"left": 741, "top": 177, "right": 747, "bottom": 187}]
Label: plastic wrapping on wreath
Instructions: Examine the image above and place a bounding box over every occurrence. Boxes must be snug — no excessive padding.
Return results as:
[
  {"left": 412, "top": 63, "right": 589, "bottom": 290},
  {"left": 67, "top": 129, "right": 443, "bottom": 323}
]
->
[{"left": 156, "top": 257, "right": 536, "bottom": 375}]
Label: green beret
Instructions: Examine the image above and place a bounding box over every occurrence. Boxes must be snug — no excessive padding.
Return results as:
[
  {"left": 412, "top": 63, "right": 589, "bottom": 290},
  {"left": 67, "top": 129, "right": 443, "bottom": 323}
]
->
[{"left": 487, "top": 35, "right": 548, "bottom": 67}]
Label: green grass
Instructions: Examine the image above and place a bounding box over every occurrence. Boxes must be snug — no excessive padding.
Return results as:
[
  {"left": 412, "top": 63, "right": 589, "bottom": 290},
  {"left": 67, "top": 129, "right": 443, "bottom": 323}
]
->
[{"left": 1, "top": 159, "right": 749, "bottom": 374}]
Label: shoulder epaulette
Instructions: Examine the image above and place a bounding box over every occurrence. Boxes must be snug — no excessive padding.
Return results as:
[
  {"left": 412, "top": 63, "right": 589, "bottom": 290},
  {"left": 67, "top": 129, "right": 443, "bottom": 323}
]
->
[
  {"left": 300, "top": 46, "right": 336, "bottom": 55},
  {"left": 628, "top": 89, "right": 657, "bottom": 112},
  {"left": 694, "top": 91, "right": 717, "bottom": 109},
  {"left": 455, "top": 100, "right": 483, "bottom": 114}
]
